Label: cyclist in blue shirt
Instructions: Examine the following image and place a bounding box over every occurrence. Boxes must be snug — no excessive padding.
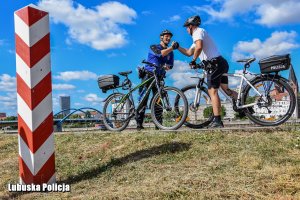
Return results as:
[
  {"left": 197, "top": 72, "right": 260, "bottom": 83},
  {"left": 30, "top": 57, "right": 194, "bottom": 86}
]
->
[{"left": 136, "top": 30, "right": 179, "bottom": 130}]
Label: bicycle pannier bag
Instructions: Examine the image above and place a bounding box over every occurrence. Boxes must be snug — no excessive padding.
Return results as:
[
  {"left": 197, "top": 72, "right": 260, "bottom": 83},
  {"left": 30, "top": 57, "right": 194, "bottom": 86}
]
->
[
  {"left": 259, "top": 54, "right": 290, "bottom": 74},
  {"left": 98, "top": 75, "right": 119, "bottom": 93}
]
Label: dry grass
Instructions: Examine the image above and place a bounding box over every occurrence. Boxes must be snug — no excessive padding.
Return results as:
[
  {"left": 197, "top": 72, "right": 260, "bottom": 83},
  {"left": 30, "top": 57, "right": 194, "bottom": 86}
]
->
[{"left": 1, "top": 129, "right": 300, "bottom": 199}]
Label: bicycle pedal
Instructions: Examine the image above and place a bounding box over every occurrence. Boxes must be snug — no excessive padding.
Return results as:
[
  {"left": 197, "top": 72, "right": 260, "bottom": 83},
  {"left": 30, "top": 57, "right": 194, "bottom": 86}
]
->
[
  {"left": 247, "top": 107, "right": 255, "bottom": 114},
  {"left": 137, "top": 106, "right": 146, "bottom": 114}
]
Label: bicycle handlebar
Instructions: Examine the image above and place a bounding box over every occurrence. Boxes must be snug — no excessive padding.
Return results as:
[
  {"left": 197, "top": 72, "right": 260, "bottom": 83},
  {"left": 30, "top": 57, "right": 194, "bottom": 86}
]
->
[
  {"left": 142, "top": 60, "right": 158, "bottom": 68},
  {"left": 194, "top": 60, "right": 211, "bottom": 70}
]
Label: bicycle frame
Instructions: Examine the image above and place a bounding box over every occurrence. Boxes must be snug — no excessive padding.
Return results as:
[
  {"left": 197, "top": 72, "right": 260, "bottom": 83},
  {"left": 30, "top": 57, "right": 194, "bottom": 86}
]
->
[
  {"left": 221, "top": 73, "right": 261, "bottom": 109},
  {"left": 113, "top": 76, "right": 154, "bottom": 114},
  {"left": 113, "top": 71, "right": 167, "bottom": 117},
  {"left": 193, "top": 70, "right": 263, "bottom": 110}
]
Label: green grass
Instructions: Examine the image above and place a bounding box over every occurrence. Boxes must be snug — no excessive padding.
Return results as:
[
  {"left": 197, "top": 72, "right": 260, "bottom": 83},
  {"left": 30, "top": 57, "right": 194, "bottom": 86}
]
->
[{"left": 1, "top": 129, "right": 300, "bottom": 199}]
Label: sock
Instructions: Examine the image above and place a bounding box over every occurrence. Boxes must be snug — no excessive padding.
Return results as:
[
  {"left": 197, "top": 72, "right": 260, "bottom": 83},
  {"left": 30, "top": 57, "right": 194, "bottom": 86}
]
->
[{"left": 214, "top": 115, "right": 221, "bottom": 122}]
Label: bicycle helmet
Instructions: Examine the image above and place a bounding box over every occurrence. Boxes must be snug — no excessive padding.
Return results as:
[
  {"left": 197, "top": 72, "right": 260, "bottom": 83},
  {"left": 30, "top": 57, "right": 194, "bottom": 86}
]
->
[
  {"left": 160, "top": 29, "right": 173, "bottom": 37},
  {"left": 183, "top": 15, "right": 201, "bottom": 27}
]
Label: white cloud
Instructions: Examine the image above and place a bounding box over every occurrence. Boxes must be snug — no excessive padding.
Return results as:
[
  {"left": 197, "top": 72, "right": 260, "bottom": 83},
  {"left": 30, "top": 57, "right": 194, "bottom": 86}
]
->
[
  {"left": 255, "top": 1, "right": 300, "bottom": 26},
  {"left": 106, "top": 52, "right": 127, "bottom": 58},
  {"left": 52, "top": 83, "right": 76, "bottom": 90},
  {"left": 162, "top": 15, "right": 181, "bottom": 23},
  {"left": 54, "top": 70, "right": 98, "bottom": 81},
  {"left": 0, "top": 74, "right": 16, "bottom": 92},
  {"left": 232, "top": 31, "right": 299, "bottom": 60},
  {"left": 168, "top": 60, "right": 198, "bottom": 88},
  {"left": 0, "top": 93, "right": 17, "bottom": 111},
  {"left": 192, "top": 0, "right": 300, "bottom": 26},
  {"left": 65, "top": 38, "right": 72, "bottom": 45},
  {"left": 74, "top": 102, "right": 84, "bottom": 106},
  {"left": 76, "top": 90, "right": 85, "bottom": 93},
  {"left": 141, "top": 10, "right": 152, "bottom": 16},
  {"left": 38, "top": 0, "right": 137, "bottom": 50},
  {"left": 52, "top": 96, "right": 59, "bottom": 108},
  {"left": 84, "top": 93, "right": 104, "bottom": 105},
  {"left": 0, "top": 93, "right": 16, "bottom": 102},
  {"left": 3, "top": 102, "right": 17, "bottom": 107}
]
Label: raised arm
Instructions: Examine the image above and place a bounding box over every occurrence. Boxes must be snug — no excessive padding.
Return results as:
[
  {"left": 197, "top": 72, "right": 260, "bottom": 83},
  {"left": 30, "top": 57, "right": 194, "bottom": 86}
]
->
[
  {"left": 161, "top": 46, "right": 174, "bottom": 57},
  {"left": 178, "top": 45, "right": 195, "bottom": 57}
]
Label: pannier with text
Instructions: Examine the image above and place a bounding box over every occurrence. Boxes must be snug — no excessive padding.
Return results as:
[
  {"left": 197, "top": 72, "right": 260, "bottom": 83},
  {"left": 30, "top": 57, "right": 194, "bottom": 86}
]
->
[{"left": 259, "top": 54, "right": 290, "bottom": 74}]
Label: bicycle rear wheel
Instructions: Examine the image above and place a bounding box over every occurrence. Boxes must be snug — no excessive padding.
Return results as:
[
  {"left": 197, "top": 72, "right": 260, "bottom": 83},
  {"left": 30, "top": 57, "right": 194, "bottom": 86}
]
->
[
  {"left": 177, "top": 84, "right": 213, "bottom": 129},
  {"left": 103, "top": 93, "right": 132, "bottom": 131},
  {"left": 242, "top": 76, "right": 296, "bottom": 126},
  {"left": 151, "top": 87, "right": 188, "bottom": 130}
]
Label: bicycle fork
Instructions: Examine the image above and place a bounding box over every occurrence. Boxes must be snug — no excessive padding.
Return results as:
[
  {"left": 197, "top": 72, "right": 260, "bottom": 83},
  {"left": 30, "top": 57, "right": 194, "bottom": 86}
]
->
[{"left": 193, "top": 77, "right": 205, "bottom": 110}]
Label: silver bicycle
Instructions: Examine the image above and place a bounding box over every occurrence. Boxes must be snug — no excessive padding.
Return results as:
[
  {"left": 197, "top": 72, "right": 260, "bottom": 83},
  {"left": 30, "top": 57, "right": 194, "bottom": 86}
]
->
[{"left": 175, "top": 55, "right": 296, "bottom": 128}]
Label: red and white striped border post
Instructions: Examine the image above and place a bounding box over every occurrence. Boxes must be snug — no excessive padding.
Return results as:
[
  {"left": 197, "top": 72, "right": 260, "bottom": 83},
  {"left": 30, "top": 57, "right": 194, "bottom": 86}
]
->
[{"left": 14, "top": 4, "right": 55, "bottom": 184}]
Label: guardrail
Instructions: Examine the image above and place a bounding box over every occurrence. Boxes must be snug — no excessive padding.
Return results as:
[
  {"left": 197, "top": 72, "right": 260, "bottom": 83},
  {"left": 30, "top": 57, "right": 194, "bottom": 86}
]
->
[{"left": 0, "top": 118, "right": 103, "bottom": 129}]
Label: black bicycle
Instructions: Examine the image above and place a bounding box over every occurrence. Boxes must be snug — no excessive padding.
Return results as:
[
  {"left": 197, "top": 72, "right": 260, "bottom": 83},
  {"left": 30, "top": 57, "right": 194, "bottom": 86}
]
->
[
  {"left": 175, "top": 54, "right": 296, "bottom": 128},
  {"left": 98, "top": 60, "right": 188, "bottom": 131}
]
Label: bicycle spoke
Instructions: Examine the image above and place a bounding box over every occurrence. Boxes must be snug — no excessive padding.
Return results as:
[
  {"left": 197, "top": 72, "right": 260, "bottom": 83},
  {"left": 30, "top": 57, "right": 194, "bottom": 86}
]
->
[
  {"left": 103, "top": 94, "right": 132, "bottom": 131},
  {"left": 151, "top": 87, "right": 188, "bottom": 130},
  {"left": 180, "top": 86, "right": 213, "bottom": 127},
  {"left": 243, "top": 77, "right": 295, "bottom": 126}
]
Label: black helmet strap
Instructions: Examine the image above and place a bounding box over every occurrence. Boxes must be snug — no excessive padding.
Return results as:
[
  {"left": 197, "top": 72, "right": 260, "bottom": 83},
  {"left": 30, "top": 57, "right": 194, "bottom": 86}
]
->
[{"left": 189, "top": 25, "right": 193, "bottom": 36}]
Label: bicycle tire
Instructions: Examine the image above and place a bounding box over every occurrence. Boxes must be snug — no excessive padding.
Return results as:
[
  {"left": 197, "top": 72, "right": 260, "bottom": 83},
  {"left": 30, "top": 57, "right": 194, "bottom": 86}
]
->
[
  {"left": 151, "top": 87, "right": 188, "bottom": 130},
  {"left": 103, "top": 93, "right": 132, "bottom": 131},
  {"left": 242, "top": 75, "right": 296, "bottom": 126},
  {"left": 180, "top": 84, "right": 213, "bottom": 128}
]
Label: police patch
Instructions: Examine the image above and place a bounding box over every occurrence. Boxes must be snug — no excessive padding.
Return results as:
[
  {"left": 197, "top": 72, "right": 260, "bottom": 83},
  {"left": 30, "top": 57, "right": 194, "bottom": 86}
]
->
[{"left": 150, "top": 45, "right": 161, "bottom": 54}]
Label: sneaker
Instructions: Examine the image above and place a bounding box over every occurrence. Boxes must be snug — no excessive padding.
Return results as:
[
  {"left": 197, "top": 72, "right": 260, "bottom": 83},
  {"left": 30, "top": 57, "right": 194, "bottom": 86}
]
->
[
  {"left": 207, "top": 120, "right": 224, "bottom": 128},
  {"left": 137, "top": 125, "right": 144, "bottom": 131}
]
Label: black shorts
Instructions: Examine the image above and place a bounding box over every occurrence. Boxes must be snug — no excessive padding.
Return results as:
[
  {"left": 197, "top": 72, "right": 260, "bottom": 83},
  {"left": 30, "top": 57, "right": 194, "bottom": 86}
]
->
[{"left": 207, "top": 56, "right": 229, "bottom": 89}]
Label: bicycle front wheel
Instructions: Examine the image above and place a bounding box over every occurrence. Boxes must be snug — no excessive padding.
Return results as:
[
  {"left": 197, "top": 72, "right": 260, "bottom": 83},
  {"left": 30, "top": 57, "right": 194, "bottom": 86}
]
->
[
  {"left": 178, "top": 84, "right": 213, "bottom": 129},
  {"left": 151, "top": 87, "right": 188, "bottom": 130},
  {"left": 242, "top": 76, "right": 296, "bottom": 126},
  {"left": 103, "top": 93, "right": 132, "bottom": 131}
]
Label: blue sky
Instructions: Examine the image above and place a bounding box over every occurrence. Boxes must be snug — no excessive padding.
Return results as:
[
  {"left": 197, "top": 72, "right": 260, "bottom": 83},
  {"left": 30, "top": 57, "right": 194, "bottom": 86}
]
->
[{"left": 1, "top": 0, "right": 300, "bottom": 116}]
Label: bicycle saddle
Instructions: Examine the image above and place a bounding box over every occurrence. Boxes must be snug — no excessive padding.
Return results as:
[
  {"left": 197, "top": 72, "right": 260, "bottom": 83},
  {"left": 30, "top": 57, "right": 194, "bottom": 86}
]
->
[
  {"left": 236, "top": 58, "right": 256, "bottom": 65},
  {"left": 118, "top": 71, "right": 132, "bottom": 76}
]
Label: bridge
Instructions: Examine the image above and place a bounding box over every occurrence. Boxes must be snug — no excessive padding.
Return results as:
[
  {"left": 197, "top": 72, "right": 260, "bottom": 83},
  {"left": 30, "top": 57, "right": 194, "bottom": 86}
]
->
[
  {"left": 0, "top": 107, "right": 105, "bottom": 132},
  {"left": 53, "top": 107, "right": 103, "bottom": 132}
]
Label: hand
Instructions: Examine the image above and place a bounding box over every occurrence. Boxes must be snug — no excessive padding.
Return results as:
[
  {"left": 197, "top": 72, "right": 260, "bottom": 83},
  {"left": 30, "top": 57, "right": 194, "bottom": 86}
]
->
[
  {"left": 189, "top": 60, "right": 197, "bottom": 69},
  {"left": 171, "top": 41, "right": 179, "bottom": 50},
  {"left": 163, "top": 64, "right": 171, "bottom": 71}
]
